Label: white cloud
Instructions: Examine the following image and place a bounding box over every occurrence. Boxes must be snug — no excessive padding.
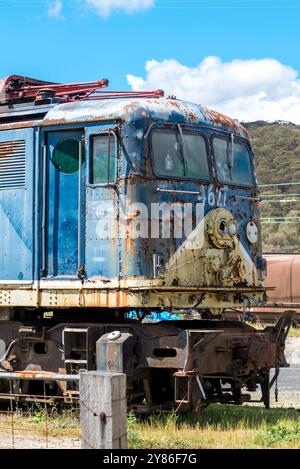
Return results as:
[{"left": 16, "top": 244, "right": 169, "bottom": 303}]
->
[
  {"left": 127, "top": 56, "right": 300, "bottom": 123},
  {"left": 47, "top": 0, "right": 154, "bottom": 18},
  {"left": 84, "top": 0, "right": 155, "bottom": 17},
  {"left": 48, "top": 0, "right": 63, "bottom": 18}
]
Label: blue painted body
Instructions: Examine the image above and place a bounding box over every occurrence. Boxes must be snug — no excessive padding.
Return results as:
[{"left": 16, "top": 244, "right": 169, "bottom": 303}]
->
[
  {"left": 0, "top": 128, "right": 35, "bottom": 281},
  {"left": 46, "top": 130, "right": 83, "bottom": 278},
  {"left": 0, "top": 97, "right": 261, "bottom": 303}
]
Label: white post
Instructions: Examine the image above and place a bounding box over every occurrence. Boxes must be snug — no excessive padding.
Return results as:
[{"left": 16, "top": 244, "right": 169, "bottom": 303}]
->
[{"left": 80, "top": 371, "right": 127, "bottom": 449}]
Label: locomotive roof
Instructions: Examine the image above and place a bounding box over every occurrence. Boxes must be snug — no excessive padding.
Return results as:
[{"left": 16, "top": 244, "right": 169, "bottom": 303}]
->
[
  {"left": 0, "top": 75, "right": 248, "bottom": 138},
  {"left": 42, "top": 97, "right": 249, "bottom": 140}
]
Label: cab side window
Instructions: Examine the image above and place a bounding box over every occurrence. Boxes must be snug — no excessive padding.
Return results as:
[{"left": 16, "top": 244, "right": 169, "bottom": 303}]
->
[{"left": 91, "top": 134, "right": 117, "bottom": 184}]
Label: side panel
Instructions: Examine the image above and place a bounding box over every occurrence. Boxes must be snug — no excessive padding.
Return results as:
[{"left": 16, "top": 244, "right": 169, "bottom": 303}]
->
[
  {"left": 0, "top": 128, "right": 35, "bottom": 282},
  {"left": 85, "top": 123, "right": 119, "bottom": 282}
]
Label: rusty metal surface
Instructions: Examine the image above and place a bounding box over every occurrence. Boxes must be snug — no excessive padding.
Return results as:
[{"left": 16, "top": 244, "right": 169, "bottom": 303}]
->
[
  {"left": 0, "top": 371, "right": 79, "bottom": 381},
  {"left": 264, "top": 254, "right": 300, "bottom": 304},
  {"left": 41, "top": 97, "right": 249, "bottom": 139},
  {"left": 202, "top": 107, "right": 249, "bottom": 139},
  {"left": 0, "top": 313, "right": 293, "bottom": 412},
  {"left": 0, "top": 285, "right": 265, "bottom": 311},
  {"left": 238, "top": 254, "right": 300, "bottom": 323},
  {"left": 0, "top": 75, "right": 109, "bottom": 105},
  {"left": 0, "top": 75, "right": 55, "bottom": 104}
]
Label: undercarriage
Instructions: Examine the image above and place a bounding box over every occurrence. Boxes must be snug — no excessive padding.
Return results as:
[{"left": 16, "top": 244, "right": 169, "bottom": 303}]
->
[{"left": 0, "top": 310, "right": 294, "bottom": 413}]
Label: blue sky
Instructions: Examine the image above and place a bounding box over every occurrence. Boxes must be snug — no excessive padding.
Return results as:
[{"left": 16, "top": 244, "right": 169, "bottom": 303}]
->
[{"left": 1, "top": 0, "right": 300, "bottom": 122}]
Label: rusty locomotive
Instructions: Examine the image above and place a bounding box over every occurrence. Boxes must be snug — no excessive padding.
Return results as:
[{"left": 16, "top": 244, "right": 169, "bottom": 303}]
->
[{"left": 0, "top": 75, "right": 292, "bottom": 412}]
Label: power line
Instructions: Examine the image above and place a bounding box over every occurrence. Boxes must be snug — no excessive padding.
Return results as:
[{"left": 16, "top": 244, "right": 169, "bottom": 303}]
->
[
  {"left": 259, "top": 182, "right": 300, "bottom": 187},
  {"left": 261, "top": 221, "right": 300, "bottom": 224},
  {"left": 261, "top": 199, "right": 300, "bottom": 203},
  {"left": 261, "top": 193, "right": 300, "bottom": 197},
  {"left": 262, "top": 216, "right": 300, "bottom": 220}
]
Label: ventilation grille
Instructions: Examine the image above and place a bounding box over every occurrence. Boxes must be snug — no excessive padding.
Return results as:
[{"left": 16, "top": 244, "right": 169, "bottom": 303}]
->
[{"left": 0, "top": 140, "right": 26, "bottom": 190}]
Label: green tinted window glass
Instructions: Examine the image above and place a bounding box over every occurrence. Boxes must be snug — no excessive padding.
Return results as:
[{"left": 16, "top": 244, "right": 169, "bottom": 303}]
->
[
  {"left": 92, "top": 135, "right": 116, "bottom": 184},
  {"left": 183, "top": 133, "right": 210, "bottom": 179},
  {"left": 213, "top": 137, "right": 231, "bottom": 183},
  {"left": 213, "top": 137, "right": 254, "bottom": 186},
  {"left": 231, "top": 143, "right": 254, "bottom": 185},
  {"left": 152, "top": 130, "right": 185, "bottom": 177},
  {"left": 52, "top": 139, "right": 80, "bottom": 174}
]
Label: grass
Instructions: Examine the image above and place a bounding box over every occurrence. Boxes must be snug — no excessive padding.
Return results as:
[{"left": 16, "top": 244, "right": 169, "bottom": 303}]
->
[
  {"left": 0, "top": 403, "right": 299, "bottom": 448},
  {"left": 288, "top": 327, "right": 300, "bottom": 338},
  {"left": 127, "top": 405, "right": 300, "bottom": 449},
  {"left": 0, "top": 405, "right": 80, "bottom": 439},
  {"left": 0, "top": 325, "right": 299, "bottom": 448}
]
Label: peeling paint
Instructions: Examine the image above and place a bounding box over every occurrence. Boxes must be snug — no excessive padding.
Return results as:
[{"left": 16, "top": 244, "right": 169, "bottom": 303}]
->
[{"left": 42, "top": 98, "right": 248, "bottom": 138}]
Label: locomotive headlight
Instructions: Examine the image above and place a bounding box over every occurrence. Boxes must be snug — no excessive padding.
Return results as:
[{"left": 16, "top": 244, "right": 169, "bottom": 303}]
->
[
  {"left": 206, "top": 208, "right": 238, "bottom": 249},
  {"left": 218, "top": 220, "right": 228, "bottom": 236},
  {"left": 246, "top": 221, "right": 258, "bottom": 244},
  {"left": 228, "top": 220, "right": 238, "bottom": 237}
]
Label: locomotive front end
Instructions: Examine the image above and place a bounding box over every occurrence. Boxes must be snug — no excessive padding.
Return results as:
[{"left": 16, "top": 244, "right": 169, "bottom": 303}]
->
[{"left": 116, "top": 100, "right": 266, "bottom": 315}]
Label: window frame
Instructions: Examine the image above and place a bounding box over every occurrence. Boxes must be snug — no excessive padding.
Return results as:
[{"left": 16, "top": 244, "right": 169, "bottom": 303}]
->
[
  {"left": 89, "top": 131, "right": 118, "bottom": 187},
  {"left": 149, "top": 125, "right": 212, "bottom": 183},
  {"left": 211, "top": 133, "right": 256, "bottom": 188}
]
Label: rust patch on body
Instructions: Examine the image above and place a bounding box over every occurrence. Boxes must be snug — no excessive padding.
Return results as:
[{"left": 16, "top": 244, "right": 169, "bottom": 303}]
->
[{"left": 203, "top": 107, "right": 249, "bottom": 139}]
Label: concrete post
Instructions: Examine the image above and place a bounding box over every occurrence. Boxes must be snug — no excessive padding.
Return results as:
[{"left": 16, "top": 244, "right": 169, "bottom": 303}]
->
[{"left": 80, "top": 371, "right": 127, "bottom": 449}]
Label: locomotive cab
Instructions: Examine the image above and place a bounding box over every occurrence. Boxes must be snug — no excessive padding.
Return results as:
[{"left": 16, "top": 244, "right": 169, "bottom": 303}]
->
[
  {"left": 20, "top": 96, "right": 264, "bottom": 315},
  {"left": 0, "top": 89, "right": 265, "bottom": 316}
]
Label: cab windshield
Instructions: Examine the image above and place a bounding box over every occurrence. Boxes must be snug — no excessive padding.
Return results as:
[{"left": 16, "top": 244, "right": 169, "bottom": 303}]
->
[
  {"left": 151, "top": 129, "right": 210, "bottom": 180},
  {"left": 213, "top": 137, "right": 254, "bottom": 186}
]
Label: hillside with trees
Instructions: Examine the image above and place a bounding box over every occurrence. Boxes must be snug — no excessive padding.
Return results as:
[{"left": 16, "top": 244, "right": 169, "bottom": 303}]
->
[{"left": 245, "top": 121, "right": 300, "bottom": 253}]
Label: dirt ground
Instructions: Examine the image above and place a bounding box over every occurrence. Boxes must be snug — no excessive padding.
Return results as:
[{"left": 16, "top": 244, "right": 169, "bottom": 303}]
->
[{"left": 0, "top": 434, "right": 81, "bottom": 450}]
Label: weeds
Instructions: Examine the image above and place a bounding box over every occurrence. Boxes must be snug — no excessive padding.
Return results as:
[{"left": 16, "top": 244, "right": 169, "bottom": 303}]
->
[
  {"left": 0, "top": 402, "right": 299, "bottom": 448},
  {"left": 257, "top": 421, "right": 300, "bottom": 447},
  {"left": 0, "top": 404, "right": 80, "bottom": 439},
  {"left": 127, "top": 405, "right": 300, "bottom": 449},
  {"left": 288, "top": 327, "right": 300, "bottom": 338}
]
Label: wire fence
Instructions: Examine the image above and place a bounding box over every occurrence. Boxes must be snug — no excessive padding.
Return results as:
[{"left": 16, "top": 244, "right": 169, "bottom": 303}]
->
[
  {"left": 0, "top": 371, "right": 127, "bottom": 449},
  {"left": 0, "top": 375, "right": 81, "bottom": 449}
]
